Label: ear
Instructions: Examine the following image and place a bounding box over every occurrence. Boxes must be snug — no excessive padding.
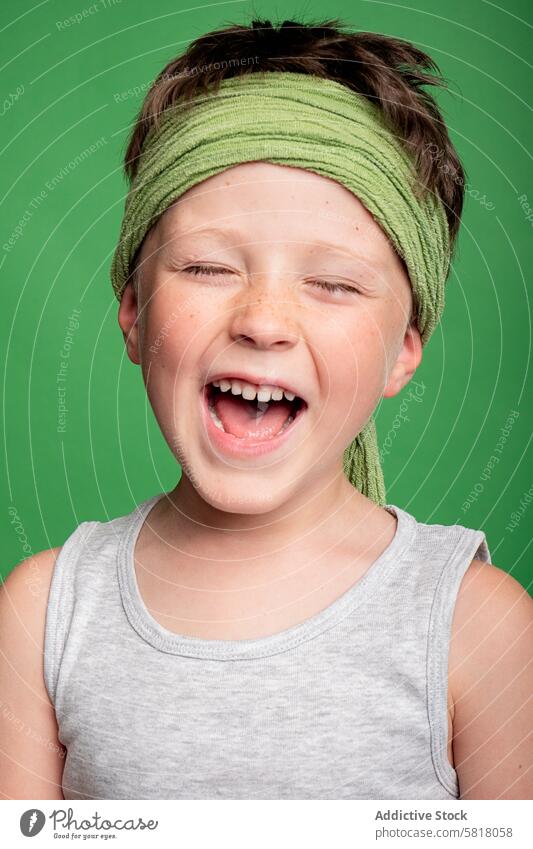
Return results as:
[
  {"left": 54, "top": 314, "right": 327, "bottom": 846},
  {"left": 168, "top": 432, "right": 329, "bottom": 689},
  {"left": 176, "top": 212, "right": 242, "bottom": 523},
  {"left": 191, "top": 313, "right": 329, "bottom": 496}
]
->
[
  {"left": 117, "top": 280, "right": 141, "bottom": 365},
  {"left": 382, "top": 321, "right": 423, "bottom": 398}
]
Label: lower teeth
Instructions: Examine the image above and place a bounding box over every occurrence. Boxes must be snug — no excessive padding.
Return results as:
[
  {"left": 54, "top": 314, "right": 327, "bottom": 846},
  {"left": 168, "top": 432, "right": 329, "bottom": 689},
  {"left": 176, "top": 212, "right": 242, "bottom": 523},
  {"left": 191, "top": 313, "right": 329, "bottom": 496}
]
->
[
  {"left": 279, "top": 414, "right": 295, "bottom": 433},
  {"left": 208, "top": 404, "right": 225, "bottom": 431}
]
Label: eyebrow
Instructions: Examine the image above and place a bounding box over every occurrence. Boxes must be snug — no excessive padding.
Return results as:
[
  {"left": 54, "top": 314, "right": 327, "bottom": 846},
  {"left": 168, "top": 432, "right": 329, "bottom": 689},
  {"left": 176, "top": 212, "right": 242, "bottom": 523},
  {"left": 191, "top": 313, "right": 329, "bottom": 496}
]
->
[
  {"left": 161, "top": 225, "right": 244, "bottom": 249},
  {"left": 161, "top": 226, "right": 383, "bottom": 269}
]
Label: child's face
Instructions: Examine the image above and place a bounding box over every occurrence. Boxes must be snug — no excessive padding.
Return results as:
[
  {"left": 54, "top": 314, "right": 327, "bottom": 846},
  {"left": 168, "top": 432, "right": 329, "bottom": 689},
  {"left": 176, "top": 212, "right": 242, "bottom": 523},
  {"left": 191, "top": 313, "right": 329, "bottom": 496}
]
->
[{"left": 119, "top": 161, "right": 421, "bottom": 514}]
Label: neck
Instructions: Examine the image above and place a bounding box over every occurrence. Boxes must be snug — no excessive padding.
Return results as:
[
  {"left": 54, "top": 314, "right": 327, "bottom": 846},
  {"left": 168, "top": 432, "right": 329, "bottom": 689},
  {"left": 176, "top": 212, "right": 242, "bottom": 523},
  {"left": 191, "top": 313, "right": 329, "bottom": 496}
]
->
[{"left": 157, "top": 465, "right": 382, "bottom": 560}]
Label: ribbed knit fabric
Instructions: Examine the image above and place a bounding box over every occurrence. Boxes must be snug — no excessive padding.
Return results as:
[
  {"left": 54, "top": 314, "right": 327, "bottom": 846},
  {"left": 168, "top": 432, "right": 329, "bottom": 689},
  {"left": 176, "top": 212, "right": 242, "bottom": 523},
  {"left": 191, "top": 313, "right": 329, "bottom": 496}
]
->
[
  {"left": 109, "top": 71, "right": 452, "bottom": 506},
  {"left": 44, "top": 493, "right": 491, "bottom": 800}
]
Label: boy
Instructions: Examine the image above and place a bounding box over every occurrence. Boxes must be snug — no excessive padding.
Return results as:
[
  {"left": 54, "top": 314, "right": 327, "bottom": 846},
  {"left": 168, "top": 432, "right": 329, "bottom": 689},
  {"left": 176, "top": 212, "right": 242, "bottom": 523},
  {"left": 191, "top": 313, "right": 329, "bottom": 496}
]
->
[{"left": 1, "top": 18, "right": 531, "bottom": 800}]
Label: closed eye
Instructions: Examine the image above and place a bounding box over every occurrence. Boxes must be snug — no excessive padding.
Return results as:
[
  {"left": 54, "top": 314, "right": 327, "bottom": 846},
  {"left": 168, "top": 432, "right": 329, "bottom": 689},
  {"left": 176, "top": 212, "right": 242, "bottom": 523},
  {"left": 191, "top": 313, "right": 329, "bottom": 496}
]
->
[
  {"left": 183, "top": 265, "right": 360, "bottom": 294},
  {"left": 184, "top": 264, "right": 232, "bottom": 276},
  {"left": 308, "top": 279, "right": 359, "bottom": 295}
]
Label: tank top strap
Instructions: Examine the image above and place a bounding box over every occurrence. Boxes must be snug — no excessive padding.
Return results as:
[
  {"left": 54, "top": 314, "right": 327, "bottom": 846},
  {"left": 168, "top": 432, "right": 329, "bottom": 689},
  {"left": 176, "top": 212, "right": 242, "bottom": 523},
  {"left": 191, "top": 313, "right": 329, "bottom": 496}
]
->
[
  {"left": 372, "top": 508, "right": 491, "bottom": 798},
  {"left": 425, "top": 519, "right": 491, "bottom": 795},
  {"left": 44, "top": 519, "right": 96, "bottom": 705},
  {"left": 43, "top": 497, "right": 157, "bottom": 706}
]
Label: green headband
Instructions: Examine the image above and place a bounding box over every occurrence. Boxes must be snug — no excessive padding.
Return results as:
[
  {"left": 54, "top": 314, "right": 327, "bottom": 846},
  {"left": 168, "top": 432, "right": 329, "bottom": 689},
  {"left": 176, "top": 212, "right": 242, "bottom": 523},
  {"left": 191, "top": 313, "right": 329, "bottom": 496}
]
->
[{"left": 110, "top": 71, "right": 451, "bottom": 506}]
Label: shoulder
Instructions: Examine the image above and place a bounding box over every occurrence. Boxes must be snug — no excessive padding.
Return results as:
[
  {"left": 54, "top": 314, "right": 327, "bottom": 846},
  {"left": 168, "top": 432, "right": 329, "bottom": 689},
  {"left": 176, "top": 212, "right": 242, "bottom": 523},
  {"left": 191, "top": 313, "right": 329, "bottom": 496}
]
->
[
  {"left": 449, "top": 558, "right": 533, "bottom": 799},
  {"left": 0, "top": 548, "right": 63, "bottom": 679},
  {"left": 0, "top": 549, "right": 66, "bottom": 799},
  {"left": 3, "top": 546, "right": 62, "bottom": 581},
  {"left": 450, "top": 558, "right": 532, "bottom": 651},
  {"left": 1, "top": 547, "right": 62, "bottom": 623}
]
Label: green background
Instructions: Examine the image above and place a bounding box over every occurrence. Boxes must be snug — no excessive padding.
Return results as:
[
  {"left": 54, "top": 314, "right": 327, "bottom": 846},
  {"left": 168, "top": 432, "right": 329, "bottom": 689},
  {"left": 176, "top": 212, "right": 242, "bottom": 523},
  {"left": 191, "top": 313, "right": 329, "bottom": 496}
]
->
[{"left": 1, "top": 0, "right": 531, "bottom": 590}]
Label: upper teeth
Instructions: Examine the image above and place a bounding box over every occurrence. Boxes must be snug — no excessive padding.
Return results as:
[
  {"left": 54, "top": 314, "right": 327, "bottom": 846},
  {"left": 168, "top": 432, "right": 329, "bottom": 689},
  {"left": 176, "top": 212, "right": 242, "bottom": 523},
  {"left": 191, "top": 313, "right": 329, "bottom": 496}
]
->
[{"left": 211, "top": 379, "right": 296, "bottom": 403}]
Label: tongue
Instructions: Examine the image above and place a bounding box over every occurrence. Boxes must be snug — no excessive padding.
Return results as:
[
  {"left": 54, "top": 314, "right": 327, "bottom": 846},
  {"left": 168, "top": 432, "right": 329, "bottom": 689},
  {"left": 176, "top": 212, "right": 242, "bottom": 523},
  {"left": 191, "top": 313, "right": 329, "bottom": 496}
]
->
[{"left": 213, "top": 394, "right": 293, "bottom": 439}]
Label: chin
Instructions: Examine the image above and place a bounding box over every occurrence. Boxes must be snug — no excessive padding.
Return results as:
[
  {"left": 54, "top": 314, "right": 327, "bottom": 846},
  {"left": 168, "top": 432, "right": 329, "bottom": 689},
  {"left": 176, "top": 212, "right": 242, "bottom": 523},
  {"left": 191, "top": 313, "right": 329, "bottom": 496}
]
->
[{"left": 195, "top": 476, "right": 281, "bottom": 515}]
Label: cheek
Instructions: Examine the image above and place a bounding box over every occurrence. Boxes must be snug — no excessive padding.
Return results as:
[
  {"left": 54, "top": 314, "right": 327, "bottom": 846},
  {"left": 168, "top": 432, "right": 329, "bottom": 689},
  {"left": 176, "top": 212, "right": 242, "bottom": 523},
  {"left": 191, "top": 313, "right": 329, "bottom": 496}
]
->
[
  {"left": 319, "top": 312, "right": 389, "bottom": 402},
  {"left": 141, "top": 290, "right": 206, "bottom": 363},
  {"left": 139, "top": 303, "right": 204, "bottom": 413},
  {"left": 139, "top": 312, "right": 202, "bottom": 450}
]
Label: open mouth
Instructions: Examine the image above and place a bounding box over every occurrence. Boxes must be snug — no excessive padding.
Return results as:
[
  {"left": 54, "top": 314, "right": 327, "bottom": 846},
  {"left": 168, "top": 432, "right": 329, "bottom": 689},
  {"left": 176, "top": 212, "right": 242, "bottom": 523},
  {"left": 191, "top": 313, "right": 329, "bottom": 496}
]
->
[{"left": 202, "top": 379, "right": 307, "bottom": 447}]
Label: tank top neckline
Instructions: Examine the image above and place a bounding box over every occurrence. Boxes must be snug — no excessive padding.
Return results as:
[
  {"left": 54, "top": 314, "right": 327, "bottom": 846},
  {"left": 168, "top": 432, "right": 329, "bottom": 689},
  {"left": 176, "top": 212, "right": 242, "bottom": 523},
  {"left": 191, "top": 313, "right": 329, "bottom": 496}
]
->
[{"left": 116, "top": 493, "right": 417, "bottom": 660}]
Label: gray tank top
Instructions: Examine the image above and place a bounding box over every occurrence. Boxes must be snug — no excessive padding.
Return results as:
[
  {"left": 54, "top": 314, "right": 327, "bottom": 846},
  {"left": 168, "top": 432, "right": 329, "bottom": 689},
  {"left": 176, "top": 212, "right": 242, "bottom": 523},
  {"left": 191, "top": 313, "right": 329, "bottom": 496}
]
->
[{"left": 44, "top": 493, "right": 491, "bottom": 800}]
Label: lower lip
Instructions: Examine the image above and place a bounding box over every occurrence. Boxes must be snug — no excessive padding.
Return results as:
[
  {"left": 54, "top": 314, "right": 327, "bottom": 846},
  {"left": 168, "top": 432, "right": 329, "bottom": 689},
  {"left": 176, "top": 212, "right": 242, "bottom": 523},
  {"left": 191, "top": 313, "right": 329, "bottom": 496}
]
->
[{"left": 200, "top": 386, "right": 307, "bottom": 458}]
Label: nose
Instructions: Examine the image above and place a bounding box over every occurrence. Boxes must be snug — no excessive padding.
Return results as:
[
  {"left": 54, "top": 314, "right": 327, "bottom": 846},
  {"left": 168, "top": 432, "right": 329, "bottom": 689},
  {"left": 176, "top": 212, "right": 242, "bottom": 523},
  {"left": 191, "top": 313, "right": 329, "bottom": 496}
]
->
[{"left": 227, "top": 284, "right": 300, "bottom": 351}]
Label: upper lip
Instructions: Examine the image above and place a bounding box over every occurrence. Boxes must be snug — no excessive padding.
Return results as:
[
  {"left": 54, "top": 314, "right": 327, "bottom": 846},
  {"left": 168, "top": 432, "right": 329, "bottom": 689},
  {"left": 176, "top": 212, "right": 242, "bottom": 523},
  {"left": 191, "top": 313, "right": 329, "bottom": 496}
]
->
[{"left": 204, "top": 371, "right": 307, "bottom": 402}]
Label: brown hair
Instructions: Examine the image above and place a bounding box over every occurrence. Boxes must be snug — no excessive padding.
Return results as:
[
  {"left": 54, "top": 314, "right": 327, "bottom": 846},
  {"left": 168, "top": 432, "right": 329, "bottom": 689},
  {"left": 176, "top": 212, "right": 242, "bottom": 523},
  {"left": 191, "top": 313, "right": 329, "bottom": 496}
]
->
[{"left": 124, "top": 16, "right": 465, "bottom": 287}]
